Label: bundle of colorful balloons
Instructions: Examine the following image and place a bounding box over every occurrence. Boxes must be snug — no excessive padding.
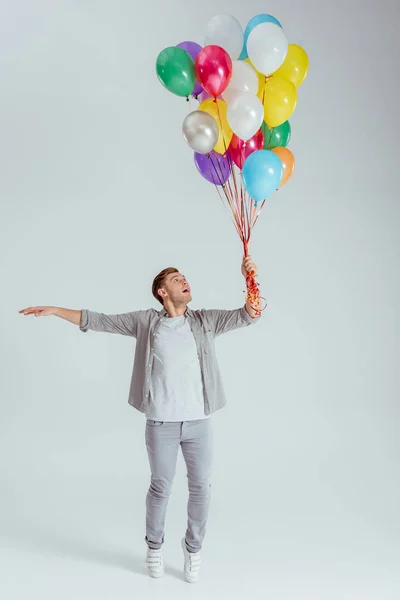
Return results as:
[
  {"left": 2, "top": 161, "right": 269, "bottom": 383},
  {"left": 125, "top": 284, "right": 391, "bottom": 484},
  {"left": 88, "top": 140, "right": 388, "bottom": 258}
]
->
[{"left": 156, "top": 13, "right": 308, "bottom": 203}]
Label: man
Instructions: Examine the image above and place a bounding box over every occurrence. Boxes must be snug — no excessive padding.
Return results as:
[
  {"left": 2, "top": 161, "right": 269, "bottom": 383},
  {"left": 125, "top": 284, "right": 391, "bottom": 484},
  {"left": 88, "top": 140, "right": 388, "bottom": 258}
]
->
[{"left": 19, "top": 255, "right": 260, "bottom": 583}]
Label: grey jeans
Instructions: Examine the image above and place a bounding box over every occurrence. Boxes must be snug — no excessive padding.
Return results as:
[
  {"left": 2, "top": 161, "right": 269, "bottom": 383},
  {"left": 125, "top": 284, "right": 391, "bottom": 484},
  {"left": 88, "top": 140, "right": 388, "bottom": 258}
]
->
[{"left": 145, "top": 418, "right": 213, "bottom": 553}]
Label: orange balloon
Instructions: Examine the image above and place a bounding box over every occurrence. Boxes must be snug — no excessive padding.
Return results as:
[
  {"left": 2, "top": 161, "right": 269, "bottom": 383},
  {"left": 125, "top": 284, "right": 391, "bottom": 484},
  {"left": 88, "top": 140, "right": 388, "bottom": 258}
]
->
[{"left": 272, "top": 147, "right": 295, "bottom": 187}]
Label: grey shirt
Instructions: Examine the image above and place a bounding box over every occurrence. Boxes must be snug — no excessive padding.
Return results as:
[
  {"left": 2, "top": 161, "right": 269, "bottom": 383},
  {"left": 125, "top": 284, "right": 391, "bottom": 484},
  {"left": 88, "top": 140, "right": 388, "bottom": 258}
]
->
[{"left": 80, "top": 305, "right": 259, "bottom": 415}]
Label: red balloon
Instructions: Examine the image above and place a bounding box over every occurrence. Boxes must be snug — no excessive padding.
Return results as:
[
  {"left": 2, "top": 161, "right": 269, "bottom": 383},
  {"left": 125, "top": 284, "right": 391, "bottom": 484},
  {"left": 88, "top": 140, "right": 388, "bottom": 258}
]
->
[
  {"left": 195, "top": 45, "right": 232, "bottom": 97},
  {"left": 228, "top": 129, "right": 264, "bottom": 169}
]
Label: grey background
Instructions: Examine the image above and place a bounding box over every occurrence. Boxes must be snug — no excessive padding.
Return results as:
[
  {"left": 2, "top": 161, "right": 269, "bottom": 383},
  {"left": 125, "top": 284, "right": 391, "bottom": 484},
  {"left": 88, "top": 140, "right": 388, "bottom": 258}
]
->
[{"left": 1, "top": 0, "right": 399, "bottom": 598}]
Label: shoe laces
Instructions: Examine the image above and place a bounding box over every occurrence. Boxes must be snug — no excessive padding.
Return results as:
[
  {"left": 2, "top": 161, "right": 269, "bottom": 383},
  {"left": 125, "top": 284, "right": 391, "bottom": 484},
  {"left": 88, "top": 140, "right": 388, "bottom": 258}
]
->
[
  {"left": 148, "top": 549, "right": 162, "bottom": 567},
  {"left": 188, "top": 551, "right": 201, "bottom": 572}
]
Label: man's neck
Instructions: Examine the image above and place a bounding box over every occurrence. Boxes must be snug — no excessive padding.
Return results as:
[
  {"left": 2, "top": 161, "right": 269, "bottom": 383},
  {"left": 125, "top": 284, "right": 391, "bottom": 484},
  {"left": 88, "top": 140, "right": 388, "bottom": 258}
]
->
[{"left": 163, "top": 303, "right": 188, "bottom": 318}]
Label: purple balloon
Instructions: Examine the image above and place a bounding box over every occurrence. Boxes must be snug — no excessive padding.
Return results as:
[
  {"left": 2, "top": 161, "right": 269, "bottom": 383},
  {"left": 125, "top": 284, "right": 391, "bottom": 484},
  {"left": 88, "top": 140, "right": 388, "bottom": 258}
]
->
[
  {"left": 192, "top": 81, "right": 203, "bottom": 97},
  {"left": 177, "top": 40, "right": 203, "bottom": 97},
  {"left": 198, "top": 89, "right": 223, "bottom": 102},
  {"left": 194, "top": 150, "right": 231, "bottom": 185}
]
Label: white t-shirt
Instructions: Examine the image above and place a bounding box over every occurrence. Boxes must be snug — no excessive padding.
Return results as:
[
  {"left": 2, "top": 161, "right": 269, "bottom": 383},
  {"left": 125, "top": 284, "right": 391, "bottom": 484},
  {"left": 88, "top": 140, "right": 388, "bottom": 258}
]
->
[{"left": 145, "top": 315, "right": 209, "bottom": 422}]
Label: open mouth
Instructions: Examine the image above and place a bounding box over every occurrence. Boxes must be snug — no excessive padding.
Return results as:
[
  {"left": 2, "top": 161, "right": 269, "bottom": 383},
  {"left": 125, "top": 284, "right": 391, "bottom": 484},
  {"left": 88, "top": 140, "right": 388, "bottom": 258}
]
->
[{"left": 182, "top": 288, "right": 190, "bottom": 294}]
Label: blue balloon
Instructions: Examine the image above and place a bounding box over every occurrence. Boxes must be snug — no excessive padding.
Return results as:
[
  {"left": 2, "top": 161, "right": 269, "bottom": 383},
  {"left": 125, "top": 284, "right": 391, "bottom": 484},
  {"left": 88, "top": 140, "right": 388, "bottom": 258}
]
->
[
  {"left": 240, "top": 14, "right": 283, "bottom": 60},
  {"left": 242, "top": 150, "right": 283, "bottom": 202},
  {"left": 238, "top": 45, "right": 248, "bottom": 61}
]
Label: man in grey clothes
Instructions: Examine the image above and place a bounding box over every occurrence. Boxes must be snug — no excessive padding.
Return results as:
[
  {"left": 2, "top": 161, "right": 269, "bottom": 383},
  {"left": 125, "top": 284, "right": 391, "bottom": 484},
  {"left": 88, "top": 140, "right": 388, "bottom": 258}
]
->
[{"left": 19, "top": 255, "right": 260, "bottom": 583}]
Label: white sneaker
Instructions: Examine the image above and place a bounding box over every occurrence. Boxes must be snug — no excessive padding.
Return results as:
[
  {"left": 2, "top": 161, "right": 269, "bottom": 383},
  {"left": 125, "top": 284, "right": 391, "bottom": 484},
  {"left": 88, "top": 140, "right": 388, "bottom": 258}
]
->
[
  {"left": 146, "top": 546, "right": 164, "bottom": 578},
  {"left": 181, "top": 537, "right": 201, "bottom": 583}
]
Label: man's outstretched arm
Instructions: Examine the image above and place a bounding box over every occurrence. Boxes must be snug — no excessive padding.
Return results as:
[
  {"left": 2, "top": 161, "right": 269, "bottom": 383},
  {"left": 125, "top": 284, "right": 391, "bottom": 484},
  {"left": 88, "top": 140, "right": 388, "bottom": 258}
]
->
[
  {"left": 201, "top": 255, "right": 262, "bottom": 336},
  {"left": 19, "top": 306, "right": 139, "bottom": 337},
  {"left": 19, "top": 306, "right": 81, "bottom": 325}
]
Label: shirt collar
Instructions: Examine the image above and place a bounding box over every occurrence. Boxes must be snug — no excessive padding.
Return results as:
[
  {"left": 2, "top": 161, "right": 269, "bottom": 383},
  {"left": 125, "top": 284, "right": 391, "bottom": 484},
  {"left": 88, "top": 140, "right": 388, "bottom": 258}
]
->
[{"left": 159, "top": 307, "right": 193, "bottom": 319}]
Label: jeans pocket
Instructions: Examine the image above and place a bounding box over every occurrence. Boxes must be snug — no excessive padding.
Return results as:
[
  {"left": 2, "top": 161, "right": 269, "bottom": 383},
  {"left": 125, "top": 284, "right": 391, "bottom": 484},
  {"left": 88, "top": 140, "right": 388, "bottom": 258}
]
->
[{"left": 146, "top": 420, "right": 164, "bottom": 427}]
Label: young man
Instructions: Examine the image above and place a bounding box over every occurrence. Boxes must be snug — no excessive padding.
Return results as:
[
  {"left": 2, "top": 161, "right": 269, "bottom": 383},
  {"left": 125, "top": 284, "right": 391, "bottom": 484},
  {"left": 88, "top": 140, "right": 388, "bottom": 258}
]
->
[{"left": 19, "top": 255, "right": 260, "bottom": 583}]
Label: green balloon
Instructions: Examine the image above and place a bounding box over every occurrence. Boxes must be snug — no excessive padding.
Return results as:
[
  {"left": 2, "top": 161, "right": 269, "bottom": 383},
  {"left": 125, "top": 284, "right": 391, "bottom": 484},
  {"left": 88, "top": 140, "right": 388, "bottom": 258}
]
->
[
  {"left": 262, "top": 120, "right": 291, "bottom": 149},
  {"left": 156, "top": 47, "right": 196, "bottom": 97}
]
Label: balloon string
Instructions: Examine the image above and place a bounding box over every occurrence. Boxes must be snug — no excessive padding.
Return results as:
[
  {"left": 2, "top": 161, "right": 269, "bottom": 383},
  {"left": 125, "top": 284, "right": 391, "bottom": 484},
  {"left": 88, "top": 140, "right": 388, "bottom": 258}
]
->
[
  {"left": 207, "top": 99, "right": 268, "bottom": 316},
  {"left": 207, "top": 153, "right": 267, "bottom": 316}
]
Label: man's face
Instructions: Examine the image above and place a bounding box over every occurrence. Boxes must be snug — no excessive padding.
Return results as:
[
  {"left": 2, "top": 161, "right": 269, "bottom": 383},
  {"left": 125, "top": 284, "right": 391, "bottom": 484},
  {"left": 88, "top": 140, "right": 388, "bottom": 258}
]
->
[{"left": 160, "top": 272, "right": 192, "bottom": 305}]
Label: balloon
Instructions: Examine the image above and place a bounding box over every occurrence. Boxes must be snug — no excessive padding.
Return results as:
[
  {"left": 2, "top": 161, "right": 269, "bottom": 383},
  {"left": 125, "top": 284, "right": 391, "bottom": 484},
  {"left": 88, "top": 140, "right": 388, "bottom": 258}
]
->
[
  {"left": 238, "top": 46, "right": 247, "bottom": 61},
  {"left": 272, "top": 44, "right": 309, "bottom": 87},
  {"left": 198, "top": 89, "right": 223, "bottom": 102},
  {"left": 242, "top": 150, "right": 283, "bottom": 202},
  {"left": 198, "top": 98, "right": 233, "bottom": 154},
  {"left": 222, "top": 60, "right": 259, "bottom": 104},
  {"left": 156, "top": 46, "right": 196, "bottom": 97},
  {"left": 240, "top": 14, "right": 283, "bottom": 60},
  {"left": 271, "top": 147, "right": 295, "bottom": 187},
  {"left": 194, "top": 150, "right": 231, "bottom": 185},
  {"left": 258, "top": 76, "right": 297, "bottom": 127},
  {"left": 244, "top": 58, "right": 265, "bottom": 95},
  {"left": 204, "top": 14, "right": 244, "bottom": 60},
  {"left": 195, "top": 45, "right": 232, "bottom": 97},
  {"left": 262, "top": 120, "right": 291, "bottom": 149},
  {"left": 182, "top": 110, "right": 219, "bottom": 154},
  {"left": 228, "top": 129, "right": 264, "bottom": 169},
  {"left": 227, "top": 92, "right": 264, "bottom": 141},
  {"left": 176, "top": 41, "right": 204, "bottom": 96},
  {"left": 247, "top": 22, "right": 288, "bottom": 75}
]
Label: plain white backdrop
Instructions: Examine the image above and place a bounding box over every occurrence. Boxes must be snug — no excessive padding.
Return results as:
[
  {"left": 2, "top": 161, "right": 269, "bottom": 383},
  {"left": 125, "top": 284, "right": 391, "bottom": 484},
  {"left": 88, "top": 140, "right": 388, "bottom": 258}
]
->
[{"left": 1, "top": 0, "right": 399, "bottom": 598}]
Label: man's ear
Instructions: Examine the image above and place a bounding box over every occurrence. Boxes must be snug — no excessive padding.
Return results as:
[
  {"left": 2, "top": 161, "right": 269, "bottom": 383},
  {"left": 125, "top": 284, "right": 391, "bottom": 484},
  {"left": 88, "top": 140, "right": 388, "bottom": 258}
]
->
[{"left": 158, "top": 288, "right": 166, "bottom": 299}]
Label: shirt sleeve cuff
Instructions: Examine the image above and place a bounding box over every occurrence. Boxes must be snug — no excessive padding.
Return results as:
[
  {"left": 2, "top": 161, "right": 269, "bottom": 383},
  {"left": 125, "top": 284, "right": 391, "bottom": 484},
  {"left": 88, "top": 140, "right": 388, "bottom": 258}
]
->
[
  {"left": 241, "top": 305, "right": 259, "bottom": 324},
  {"left": 79, "top": 309, "right": 89, "bottom": 332}
]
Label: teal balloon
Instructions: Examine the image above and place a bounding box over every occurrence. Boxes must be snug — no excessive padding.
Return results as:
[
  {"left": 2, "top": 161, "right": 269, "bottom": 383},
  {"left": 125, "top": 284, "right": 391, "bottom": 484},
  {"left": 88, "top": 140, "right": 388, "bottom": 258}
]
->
[
  {"left": 262, "top": 120, "right": 291, "bottom": 149},
  {"left": 240, "top": 14, "right": 283, "bottom": 60},
  {"left": 238, "top": 45, "right": 247, "bottom": 60},
  {"left": 156, "top": 46, "right": 196, "bottom": 97},
  {"left": 242, "top": 150, "right": 283, "bottom": 202}
]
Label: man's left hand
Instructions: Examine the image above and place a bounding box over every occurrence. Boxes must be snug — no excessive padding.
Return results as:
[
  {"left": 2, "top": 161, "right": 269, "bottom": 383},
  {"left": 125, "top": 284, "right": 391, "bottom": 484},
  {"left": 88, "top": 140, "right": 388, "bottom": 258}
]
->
[{"left": 241, "top": 255, "right": 258, "bottom": 278}]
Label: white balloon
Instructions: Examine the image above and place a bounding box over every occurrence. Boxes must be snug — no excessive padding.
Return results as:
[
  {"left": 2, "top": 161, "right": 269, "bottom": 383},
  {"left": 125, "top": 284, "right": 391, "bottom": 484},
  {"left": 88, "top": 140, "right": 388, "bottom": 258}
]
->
[
  {"left": 247, "top": 22, "right": 288, "bottom": 75},
  {"left": 227, "top": 93, "right": 264, "bottom": 141},
  {"left": 222, "top": 61, "right": 259, "bottom": 104},
  {"left": 182, "top": 111, "right": 219, "bottom": 154},
  {"left": 204, "top": 14, "right": 244, "bottom": 60}
]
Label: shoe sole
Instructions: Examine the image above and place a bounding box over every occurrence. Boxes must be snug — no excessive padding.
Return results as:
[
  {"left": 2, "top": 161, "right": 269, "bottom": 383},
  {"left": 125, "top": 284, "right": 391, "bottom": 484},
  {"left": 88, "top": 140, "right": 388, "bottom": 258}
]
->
[{"left": 148, "top": 569, "right": 164, "bottom": 578}]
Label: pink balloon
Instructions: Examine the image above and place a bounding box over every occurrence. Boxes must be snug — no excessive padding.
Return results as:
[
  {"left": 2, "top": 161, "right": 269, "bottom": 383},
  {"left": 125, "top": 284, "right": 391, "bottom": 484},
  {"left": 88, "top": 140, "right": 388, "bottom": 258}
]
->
[
  {"left": 195, "top": 45, "right": 232, "bottom": 97},
  {"left": 198, "top": 89, "right": 223, "bottom": 102},
  {"left": 228, "top": 129, "right": 264, "bottom": 169}
]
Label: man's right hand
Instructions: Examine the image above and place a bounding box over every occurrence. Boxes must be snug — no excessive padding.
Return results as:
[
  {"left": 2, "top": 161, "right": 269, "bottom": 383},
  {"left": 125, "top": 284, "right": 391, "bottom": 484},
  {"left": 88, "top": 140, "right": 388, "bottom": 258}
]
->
[
  {"left": 19, "top": 306, "right": 82, "bottom": 326},
  {"left": 19, "top": 306, "right": 56, "bottom": 317}
]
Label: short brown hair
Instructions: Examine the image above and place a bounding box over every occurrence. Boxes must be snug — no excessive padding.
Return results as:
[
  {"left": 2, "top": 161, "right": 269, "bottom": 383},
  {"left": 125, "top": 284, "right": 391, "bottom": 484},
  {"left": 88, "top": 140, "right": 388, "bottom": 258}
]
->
[{"left": 152, "top": 267, "right": 179, "bottom": 305}]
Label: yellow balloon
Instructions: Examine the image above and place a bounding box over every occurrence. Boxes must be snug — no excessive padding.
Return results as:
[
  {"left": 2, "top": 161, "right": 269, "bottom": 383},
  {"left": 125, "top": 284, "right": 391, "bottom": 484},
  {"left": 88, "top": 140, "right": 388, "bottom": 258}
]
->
[
  {"left": 198, "top": 98, "right": 232, "bottom": 154},
  {"left": 259, "top": 76, "right": 297, "bottom": 127},
  {"left": 244, "top": 58, "right": 265, "bottom": 95},
  {"left": 272, "top": 44, "right": 309, "bottom": 87}
]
